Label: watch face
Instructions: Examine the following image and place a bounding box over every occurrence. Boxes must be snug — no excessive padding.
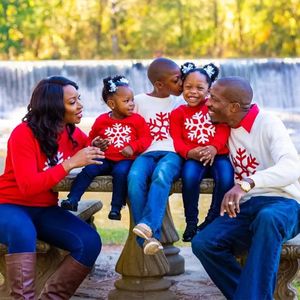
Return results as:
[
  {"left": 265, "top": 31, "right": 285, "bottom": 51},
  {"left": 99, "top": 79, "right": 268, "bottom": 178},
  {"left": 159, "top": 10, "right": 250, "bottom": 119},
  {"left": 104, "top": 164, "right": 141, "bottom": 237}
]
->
[{"left": 241, "top": 181, "right": 251, "bottom": 192}]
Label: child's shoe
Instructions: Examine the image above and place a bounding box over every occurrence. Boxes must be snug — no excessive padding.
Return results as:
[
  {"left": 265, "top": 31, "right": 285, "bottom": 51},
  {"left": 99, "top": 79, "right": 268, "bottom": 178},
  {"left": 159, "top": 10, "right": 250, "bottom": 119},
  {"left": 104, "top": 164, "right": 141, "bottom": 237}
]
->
[
  {"left": 60, "top": 199, "right": 78, "bottom": 212},
  {"left": 182, "top": 224, "right": 197, "bottom": 242},
  {"left": 143, "top": 238, "right": 163, "bottom": 255},
  {"left": 197, "top": 214, "right": 217, "bottom": 231},
  {"left": 133, "top": 223, "right": 152, "bottom": 240},
  {"left": 108, "top": 210, "right": 121, "bottom": 220}
]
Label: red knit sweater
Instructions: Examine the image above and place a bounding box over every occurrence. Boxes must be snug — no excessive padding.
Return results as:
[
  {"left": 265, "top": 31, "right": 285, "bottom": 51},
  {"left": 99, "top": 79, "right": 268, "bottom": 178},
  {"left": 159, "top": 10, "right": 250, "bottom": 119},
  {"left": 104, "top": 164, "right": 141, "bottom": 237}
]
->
[
  {"left": 88, "top": 112, "right": 152, "bottom": 161},
  {"left": 170, "top": 103, "right": 230, "bottom": 159},
  {"left": 0, "top": 122, "right": 88, "bottom": 207}
]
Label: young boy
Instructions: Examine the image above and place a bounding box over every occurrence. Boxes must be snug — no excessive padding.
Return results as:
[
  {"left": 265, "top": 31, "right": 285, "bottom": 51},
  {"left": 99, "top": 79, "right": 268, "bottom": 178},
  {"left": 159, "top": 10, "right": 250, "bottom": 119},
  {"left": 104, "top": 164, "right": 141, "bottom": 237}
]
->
[{"left": 128, "top": 57, "right": 184, "bottom": 255}]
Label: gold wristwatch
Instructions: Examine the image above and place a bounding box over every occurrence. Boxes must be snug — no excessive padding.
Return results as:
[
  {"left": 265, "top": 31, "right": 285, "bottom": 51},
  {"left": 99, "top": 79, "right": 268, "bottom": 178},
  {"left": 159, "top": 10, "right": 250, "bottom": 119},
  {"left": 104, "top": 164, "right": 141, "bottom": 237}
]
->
[{"left": 238, "top": 179, "right": 254, "bottom": 193}]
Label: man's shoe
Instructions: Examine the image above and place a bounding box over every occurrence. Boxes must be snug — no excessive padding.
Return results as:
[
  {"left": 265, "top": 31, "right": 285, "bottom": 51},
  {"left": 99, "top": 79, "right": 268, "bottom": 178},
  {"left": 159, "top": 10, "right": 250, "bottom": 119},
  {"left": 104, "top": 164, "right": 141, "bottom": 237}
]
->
[
  {"left": 108, "top": 211, "right": 121, "bottom": 220},
  {"left": 61, "top": 199, "right": 78, "bottom": 212},
  {"left": 182, "top": 224, "right": 197, "bottom": 242},
  {"left": 133, "top": 223, "right": 152, "bottom": 240},
  {"left": 143, "top": 238, "right": 163, "bottom": 255}
]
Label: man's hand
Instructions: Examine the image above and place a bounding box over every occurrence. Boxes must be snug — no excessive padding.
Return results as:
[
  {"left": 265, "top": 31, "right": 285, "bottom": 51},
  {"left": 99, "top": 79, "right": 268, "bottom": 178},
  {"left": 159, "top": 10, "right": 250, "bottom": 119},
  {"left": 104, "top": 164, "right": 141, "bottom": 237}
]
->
[{"left": 220, "top": 184, "right": 246, "bottom": 218}]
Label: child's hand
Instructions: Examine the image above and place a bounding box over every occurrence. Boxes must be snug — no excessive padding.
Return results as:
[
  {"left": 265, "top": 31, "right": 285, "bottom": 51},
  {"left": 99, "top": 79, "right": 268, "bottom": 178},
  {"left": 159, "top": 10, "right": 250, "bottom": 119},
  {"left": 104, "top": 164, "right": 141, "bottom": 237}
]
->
[
  {"left": 121, "top": 146, "right": 134, "bottom": 158},
  {"left": 187, "top": 147, "right": 203, "bottom": 161},
  {"left": 91, "top": 136, "right": 110, "bottom": 151},
  {"left": 62, "top": 146, "right": 105, "bottom": 172},
  {"left": 199, "top": 145, "right": 217, "bottom": 166}
]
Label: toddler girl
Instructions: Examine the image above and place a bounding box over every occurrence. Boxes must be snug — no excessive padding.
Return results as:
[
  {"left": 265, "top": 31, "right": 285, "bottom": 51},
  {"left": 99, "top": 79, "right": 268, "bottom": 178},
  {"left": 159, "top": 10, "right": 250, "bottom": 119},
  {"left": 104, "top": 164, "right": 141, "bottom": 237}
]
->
[{"left": 61, "top": 75, "right": 152, "bottom": 220}]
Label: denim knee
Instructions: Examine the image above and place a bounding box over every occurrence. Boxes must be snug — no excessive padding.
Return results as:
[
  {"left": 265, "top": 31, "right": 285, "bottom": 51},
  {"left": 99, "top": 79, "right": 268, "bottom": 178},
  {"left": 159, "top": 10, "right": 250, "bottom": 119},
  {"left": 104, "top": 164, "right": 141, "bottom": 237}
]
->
[
  {"left": 252, "top": 209, "right": 278, "bottom": 229},
  {"left": 191, "top": 232, "right": 211, "bottom": 258},
  {"left": 81, "top": 164, "right": 101, "bottom": 179},
  {"left": 86, "top": 229, "right": 102, "bottom": 260},
  {"left": 128, "top": 168, "right": 139, "bottom": 185},
  {"left": 75, "top": 228, "right": 102, "bottom": 267},
  {"left": 7, "top": 223, "right": 37, "bottom": 253}
]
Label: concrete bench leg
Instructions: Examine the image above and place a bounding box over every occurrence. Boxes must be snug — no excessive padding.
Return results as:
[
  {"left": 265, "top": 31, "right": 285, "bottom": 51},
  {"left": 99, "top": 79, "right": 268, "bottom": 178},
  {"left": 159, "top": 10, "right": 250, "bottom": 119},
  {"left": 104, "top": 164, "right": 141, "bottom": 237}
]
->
[
  {"left": 160, "top": 203, "right": 185, "bottom": 276},
  {"left": 108, "top": 202, "right": 180, "bottom": 299},
  {"left": 274, "top": 256, "right": 300, "bottom": 300}
]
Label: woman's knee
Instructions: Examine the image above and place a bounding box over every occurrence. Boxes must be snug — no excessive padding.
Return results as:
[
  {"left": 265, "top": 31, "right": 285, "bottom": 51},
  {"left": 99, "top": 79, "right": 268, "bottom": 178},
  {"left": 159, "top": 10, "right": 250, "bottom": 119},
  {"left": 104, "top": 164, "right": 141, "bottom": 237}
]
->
[
  {"left": 83, "top": 228, "right": 102, "bottom": 258},
  {"left": 5, "top": 223, "right": 37, "bottom": 252},
  {"left": 74, "top": 228, "right": 102, "bottom": 266}
]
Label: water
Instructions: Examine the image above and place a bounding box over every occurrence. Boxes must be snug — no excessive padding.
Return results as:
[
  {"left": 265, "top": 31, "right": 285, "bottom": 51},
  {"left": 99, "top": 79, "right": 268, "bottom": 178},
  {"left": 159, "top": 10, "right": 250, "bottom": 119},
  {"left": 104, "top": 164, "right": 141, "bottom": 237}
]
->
[
  {"left": 0, "top": 59, "right": 299, "bottom": 156},
  {"left": 1, "top": 59, "right": 300, "bottom": 118}
]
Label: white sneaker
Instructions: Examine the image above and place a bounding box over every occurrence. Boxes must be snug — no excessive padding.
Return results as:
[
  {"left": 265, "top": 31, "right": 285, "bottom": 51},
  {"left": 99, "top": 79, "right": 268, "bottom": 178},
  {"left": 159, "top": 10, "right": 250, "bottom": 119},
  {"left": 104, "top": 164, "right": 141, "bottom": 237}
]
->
[
  {"left": 143, "top": 238, "right": 163, "bottom": 255},
  {"left": 133, "top": 223, "right": 153, "bottom": 240}
]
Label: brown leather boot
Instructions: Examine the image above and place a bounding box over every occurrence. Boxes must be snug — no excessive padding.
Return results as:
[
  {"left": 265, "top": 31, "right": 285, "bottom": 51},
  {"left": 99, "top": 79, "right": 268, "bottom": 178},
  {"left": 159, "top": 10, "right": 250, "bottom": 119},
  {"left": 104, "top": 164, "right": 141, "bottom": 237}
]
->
[
  {"left": 5, "top": 252, "right": 36, "bottom": 300},
  {"left": 39, "top": 255, "right": 91, "bottom": 300}
]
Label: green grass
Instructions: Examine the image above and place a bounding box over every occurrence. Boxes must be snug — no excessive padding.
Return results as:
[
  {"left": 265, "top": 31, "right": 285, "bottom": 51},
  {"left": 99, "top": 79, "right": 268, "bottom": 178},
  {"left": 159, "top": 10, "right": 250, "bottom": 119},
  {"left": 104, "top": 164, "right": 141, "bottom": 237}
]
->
[
  {"left": 97, "top": 228, "right": 129, "bottom": 245},
  {"left": 294, "top": 278, "right": 300, "bottom": 298},
  {"left": 96, "top": 227, "right": 188, "bottom": 247}
]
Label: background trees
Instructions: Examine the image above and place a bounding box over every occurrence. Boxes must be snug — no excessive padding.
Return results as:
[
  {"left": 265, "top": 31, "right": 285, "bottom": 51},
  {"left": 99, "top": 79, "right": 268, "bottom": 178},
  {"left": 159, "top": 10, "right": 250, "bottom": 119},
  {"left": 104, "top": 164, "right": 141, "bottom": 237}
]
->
[{"left": 0, "top": 0, "right": 299, "bottom": 60}]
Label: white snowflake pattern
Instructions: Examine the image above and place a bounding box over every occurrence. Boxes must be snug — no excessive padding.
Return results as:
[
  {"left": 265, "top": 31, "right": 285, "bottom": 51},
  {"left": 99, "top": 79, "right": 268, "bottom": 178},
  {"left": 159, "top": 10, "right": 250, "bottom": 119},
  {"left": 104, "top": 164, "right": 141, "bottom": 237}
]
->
[
  {"left": 43, "top": 151, "right": 64, "bottom": 171},
  {"left": 184, "top": 112, "right": 215, "bottom": 144},
  {"left": 104, "top": 123, "right": 131, "bottom": 148}
]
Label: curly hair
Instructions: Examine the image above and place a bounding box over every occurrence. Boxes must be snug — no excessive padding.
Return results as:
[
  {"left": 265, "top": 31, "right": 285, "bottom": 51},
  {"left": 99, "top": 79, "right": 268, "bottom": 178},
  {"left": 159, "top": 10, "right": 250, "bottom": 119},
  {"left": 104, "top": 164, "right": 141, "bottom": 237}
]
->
[
  {"left": 22, "top": 76, "right": 78, "bottom": 166},
  {"left": 102, "top": 75, "right": 129, "bottom": 103},
  {"left": 180, "top": 62, "right": 219, "bottom": 88}
]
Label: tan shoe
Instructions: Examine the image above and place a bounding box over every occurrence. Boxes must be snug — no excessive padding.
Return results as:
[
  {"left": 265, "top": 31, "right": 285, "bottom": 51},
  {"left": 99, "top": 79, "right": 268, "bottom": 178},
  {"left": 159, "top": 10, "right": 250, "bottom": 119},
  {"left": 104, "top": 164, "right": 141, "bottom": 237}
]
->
[
  {"left": 133, "top": 223, "right": 153, "bottom": 240},
  {"left": 143, "top": 238, "right": 163, "bottom": 255}
]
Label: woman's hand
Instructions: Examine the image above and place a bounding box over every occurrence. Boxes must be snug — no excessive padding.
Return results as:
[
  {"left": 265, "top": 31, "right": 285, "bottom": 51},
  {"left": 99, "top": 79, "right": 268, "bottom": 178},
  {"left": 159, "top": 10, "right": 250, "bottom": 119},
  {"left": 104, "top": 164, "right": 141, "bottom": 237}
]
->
[
  {"left": 121, "top": 145, "right": 134, "bottom": 158},
  {"left": 62, "top": 146, "right": 105, "bottom": 172}
]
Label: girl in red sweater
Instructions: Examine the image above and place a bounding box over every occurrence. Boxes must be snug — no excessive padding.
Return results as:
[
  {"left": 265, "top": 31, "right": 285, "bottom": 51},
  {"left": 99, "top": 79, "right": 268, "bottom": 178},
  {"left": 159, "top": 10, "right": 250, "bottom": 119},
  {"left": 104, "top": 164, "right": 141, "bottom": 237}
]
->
[
  {"left": 170, "top": 62, "right": 234, "bottom": 242},
  {"left": 0, "top": 76, "right": 104, "bottom": 298},
  {"left": 61, "top": 75, "right": 152, "bottom": 220}
]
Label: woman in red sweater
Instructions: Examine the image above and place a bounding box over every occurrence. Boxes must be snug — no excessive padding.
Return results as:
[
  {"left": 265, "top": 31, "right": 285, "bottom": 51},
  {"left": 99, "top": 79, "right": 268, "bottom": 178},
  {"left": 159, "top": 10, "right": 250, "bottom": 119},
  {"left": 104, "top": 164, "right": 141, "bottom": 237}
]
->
[{"left": 0, "top": 76, "right": 104, "bottom": 299}]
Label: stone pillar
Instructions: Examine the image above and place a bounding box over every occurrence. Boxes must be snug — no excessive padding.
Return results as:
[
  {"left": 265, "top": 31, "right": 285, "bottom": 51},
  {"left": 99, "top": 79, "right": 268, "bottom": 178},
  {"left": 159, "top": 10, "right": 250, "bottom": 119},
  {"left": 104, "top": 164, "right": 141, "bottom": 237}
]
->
[
  {"left": 160, "top": 203, "right": 184, "bottom": 276},
  {"left": 274, "top": 238, "right": 300, "bottom": 300},
  {"left": 108, "top": 218, "right": 174, "bottom": 299}
]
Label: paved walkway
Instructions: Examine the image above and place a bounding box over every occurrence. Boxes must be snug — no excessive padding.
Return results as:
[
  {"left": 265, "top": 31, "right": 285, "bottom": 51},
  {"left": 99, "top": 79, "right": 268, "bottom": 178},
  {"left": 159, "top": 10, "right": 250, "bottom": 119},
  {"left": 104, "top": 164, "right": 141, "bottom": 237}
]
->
[{"left": 72, "top": 245, "right": 225, "bottom": 300}]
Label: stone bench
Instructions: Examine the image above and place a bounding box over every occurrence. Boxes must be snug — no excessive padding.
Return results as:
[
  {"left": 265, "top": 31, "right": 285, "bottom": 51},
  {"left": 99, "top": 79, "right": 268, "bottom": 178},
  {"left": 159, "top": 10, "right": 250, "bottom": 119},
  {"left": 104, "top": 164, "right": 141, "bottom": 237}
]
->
[
  {"left": 2, "top": 174, "right": 298, "bottom": 299},
  {"left": 55, "top": 174, "right": 300, "bottom": 300},
  {"left": 0, "top": 199, "right": 103, "bottom": 299}
]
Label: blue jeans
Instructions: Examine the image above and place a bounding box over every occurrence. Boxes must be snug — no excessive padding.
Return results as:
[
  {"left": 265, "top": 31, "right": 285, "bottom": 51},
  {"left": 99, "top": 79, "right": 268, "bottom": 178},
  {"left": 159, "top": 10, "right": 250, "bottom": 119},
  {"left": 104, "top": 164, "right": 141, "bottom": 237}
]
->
[
  {"left": 192, "top": 196, "right": 300, "bottom": 300},
  {"left": 182, "top": 155, "right": 234, "bottom": 226},
  {"left": 0, "top": 204, "right": 101, "bottom": 267},
  {"left": 68, "top": 159, "right": 133, "bottom": 211},
  {"left": 128, "top": 151, "right": 183, "bottom": 245}
]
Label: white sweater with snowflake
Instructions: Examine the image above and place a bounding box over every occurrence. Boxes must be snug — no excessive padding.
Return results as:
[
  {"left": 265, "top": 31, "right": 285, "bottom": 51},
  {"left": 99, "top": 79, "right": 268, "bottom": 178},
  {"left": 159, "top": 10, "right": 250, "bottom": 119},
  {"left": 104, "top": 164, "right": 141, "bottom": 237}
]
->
[
  {"left": 229, "top": 106, "right": 300, "bottom": 203},
  {"left": 134, "top": 93, "right": 184, "bottom": 153}
]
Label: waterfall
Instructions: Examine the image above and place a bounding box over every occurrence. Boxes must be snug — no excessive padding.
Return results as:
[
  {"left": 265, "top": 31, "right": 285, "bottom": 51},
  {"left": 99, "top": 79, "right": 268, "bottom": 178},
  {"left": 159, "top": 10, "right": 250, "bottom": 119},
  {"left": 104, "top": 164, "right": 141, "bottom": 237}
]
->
[{"left": 0, "top": 58, "right": 300, "bottom": 119}]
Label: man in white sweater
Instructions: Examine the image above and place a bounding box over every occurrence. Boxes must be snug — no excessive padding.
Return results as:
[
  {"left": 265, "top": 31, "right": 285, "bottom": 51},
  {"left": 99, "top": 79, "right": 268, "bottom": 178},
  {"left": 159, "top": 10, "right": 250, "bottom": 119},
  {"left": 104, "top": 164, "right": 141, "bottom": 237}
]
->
[{"left": 192, "top": 76, "right": 300, "bottom": 300}]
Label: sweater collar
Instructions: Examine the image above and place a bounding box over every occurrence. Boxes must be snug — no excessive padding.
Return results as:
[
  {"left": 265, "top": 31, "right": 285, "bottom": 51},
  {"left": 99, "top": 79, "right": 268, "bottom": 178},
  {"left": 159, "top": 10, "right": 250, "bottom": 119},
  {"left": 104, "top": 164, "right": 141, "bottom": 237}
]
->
[{"left": 236, "top": 104, "right": 259, "bottom": 133}]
